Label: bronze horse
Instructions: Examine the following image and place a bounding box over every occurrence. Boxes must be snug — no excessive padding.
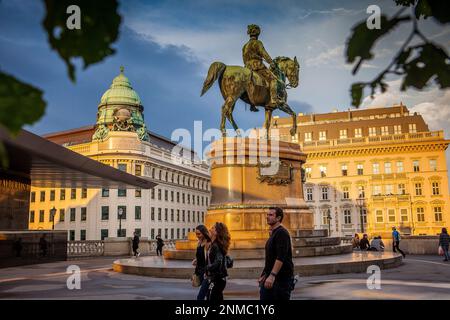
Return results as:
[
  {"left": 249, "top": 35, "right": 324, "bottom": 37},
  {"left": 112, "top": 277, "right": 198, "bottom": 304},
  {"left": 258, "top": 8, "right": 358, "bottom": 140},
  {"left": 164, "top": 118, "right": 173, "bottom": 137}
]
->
[{"left": 201, "top": 56, "right": 299, "bottom": 137}]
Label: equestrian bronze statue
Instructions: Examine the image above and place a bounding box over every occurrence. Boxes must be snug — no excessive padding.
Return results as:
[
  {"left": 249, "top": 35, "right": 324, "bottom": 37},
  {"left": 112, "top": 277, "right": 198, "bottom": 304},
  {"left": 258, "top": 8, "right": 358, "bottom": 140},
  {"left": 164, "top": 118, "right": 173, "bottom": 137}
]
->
[{"left": 201, "top": 24, "right": 300, "bottom": 137}]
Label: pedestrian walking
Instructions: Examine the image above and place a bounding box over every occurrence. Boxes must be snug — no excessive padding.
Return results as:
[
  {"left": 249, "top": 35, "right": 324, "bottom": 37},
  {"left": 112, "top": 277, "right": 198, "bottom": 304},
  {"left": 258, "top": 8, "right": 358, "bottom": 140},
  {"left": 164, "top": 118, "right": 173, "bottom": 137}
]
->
[
  {"left": 392, "top": 226, "right": 406, "bottom": 258},
  {"left": 259, "top": 207, "right": 295, "bottom": 301},
  {"left": 132, "top": 232, "right": 140, "bottom": 257},
  {"left": 192, "top": 225, "right": 211, "bottom": 300},
  {"left": 205, "top": 222, "right": 230, "bottom": 302},
  {"left": 156, "top": 235, "right": 165, "bottom": 256},
  {"left": 439, "top": 227, "right": 450, "bottom": 262}
]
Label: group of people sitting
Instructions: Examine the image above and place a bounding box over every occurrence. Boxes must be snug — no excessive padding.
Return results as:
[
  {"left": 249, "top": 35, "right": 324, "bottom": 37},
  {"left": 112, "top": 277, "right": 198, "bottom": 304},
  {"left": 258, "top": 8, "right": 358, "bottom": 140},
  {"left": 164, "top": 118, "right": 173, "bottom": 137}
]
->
[{"left": 352, "top": 233, "right": 385, "bottom": 251}]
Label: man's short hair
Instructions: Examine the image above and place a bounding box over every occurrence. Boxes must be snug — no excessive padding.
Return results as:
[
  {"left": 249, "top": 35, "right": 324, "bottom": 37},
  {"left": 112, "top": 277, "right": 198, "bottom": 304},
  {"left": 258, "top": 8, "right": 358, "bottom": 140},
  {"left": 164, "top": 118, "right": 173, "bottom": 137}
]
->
[{"left": 269, "top": 207, "right": 284, "bottom": 222}]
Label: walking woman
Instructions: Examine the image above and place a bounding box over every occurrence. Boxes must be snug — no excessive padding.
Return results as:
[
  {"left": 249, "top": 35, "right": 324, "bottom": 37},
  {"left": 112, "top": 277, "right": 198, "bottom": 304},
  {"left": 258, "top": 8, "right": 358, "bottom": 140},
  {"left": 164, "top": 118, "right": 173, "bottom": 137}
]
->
[
  {"left": 439, "top": 227, "right": 450, "bottom": 262},
  {"left": 206, "top": 222, "right": 231, "bottom": 301},
  {"left": 192, "top": 225, "right": 211, "bottom": 300}
]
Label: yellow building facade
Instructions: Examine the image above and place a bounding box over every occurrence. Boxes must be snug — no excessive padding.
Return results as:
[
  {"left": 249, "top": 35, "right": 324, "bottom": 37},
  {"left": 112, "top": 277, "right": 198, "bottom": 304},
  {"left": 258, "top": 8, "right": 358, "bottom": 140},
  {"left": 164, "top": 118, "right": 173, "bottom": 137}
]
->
[{"left": 272, "top": 104, "right": 450, "bottom": 237}]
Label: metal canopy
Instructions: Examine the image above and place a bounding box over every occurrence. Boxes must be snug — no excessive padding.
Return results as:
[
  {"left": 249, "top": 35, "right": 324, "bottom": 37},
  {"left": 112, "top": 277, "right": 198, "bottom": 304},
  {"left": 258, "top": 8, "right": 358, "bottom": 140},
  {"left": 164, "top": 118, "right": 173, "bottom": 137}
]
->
[{"left": 0, "top": 128, "right": 156, "bottom": 189}]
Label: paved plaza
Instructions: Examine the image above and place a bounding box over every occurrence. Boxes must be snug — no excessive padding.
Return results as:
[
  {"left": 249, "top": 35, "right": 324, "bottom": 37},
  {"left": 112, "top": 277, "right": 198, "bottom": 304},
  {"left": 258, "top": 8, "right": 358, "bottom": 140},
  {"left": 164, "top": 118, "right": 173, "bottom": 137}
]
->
[{"left": 0, "top": 255, "right": 449, "bottom": 300}]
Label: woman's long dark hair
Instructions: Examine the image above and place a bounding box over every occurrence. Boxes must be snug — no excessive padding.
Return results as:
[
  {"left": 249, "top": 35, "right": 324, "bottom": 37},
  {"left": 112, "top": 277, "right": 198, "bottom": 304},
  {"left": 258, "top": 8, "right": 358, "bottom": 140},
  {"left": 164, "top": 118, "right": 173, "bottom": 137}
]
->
[
  {"left": 196, "top": 225, "right": 211, "bottom": 242},
  {"left": 443, "top": 228, "right": 448, "bottom": 234},
  {"left": 213, "top": 222, "right": 231, "bottom": 255}
]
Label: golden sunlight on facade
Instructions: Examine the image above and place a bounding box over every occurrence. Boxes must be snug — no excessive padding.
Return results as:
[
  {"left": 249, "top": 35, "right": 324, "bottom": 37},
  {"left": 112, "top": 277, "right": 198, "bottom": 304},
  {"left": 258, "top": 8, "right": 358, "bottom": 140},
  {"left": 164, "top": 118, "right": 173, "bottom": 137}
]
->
[{"left": 272, "top": 104, "right": 450, "bottom": 237}]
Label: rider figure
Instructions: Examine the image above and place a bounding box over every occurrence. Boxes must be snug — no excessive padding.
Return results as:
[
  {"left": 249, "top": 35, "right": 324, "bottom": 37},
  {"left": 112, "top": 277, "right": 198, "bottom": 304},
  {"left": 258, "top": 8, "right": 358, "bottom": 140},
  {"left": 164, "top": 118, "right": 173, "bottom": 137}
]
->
[{"left": 242, "top": 24, "right": 283, "bottom": 110}]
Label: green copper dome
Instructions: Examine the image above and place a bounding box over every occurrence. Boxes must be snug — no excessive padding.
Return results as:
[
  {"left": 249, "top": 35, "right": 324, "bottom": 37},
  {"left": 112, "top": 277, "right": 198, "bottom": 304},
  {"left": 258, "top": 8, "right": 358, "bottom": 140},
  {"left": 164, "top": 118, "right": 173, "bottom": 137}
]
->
[{"left": 100, "top": 66, "right": 142, "bottom": 106}]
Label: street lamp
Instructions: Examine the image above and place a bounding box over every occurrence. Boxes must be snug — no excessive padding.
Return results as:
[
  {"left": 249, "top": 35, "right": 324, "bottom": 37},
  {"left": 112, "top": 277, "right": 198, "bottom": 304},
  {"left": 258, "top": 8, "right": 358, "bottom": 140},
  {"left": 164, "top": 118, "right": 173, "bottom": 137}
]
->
[
  {"left": 356, "top": 198, "right": 365, "bottom": 233},
  {"left": 118, "top": 207, "right": 123, "bottom": 237},
  {"left": 50, "top": 206, "right": 56, "bottom": 230}
]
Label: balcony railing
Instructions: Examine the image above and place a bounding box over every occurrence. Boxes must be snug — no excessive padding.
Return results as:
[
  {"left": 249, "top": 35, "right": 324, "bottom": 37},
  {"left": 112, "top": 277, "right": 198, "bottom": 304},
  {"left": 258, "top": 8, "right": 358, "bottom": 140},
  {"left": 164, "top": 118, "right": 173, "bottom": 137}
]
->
[
  {"left": 68, "top": 240, "right": 104, "bottom": 257},
  {"left": 299, "top": 130, "right": 444, "bottom": 149}
]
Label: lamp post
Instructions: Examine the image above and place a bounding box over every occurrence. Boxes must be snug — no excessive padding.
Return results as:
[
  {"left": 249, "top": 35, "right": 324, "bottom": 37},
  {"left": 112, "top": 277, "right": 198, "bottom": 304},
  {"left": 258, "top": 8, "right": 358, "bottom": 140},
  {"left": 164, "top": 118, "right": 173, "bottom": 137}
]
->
[
  {"left": 356, "top": 198, "right": 365, "bottom": 233},
  {"left": 118, "top": 207, "right": 123, "bottom": 237},
  {"left": 50, "top": 206, "right": 56, "bottom": 230}
]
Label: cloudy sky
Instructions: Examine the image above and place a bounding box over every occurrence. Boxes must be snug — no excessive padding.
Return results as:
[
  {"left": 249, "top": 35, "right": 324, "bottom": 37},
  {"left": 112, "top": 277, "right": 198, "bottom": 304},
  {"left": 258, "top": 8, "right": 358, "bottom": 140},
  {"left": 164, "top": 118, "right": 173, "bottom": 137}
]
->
[{"left": 1, "top": 0, "right": 449, "bottom": 170}]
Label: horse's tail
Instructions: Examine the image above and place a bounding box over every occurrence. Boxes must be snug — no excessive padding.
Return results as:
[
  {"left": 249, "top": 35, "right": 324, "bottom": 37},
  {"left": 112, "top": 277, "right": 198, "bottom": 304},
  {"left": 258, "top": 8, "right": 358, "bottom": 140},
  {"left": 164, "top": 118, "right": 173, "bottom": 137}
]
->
[{"left": 201, "top": 61, "right": 226, "bottom": 96}]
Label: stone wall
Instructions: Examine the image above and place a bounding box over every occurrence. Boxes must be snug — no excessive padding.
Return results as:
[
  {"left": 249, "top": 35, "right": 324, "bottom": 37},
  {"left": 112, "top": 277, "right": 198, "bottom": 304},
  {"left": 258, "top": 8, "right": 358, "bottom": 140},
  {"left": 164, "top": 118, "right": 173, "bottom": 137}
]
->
[{"left": 382, "top": 236, "right": 441, "bottom": 255}]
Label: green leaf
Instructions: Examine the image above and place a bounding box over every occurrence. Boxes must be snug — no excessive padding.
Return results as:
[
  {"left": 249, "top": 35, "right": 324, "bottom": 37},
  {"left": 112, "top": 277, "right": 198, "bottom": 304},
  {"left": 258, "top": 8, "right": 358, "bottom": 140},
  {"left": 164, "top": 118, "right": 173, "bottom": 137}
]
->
[
  {"left": 401, "top": 44, "right": 450, "bottom": 90},
  {"left": 346, "top": 15, "right": 410, "bottom": 74},
  {"left": 42, "top": 0, "right": 121, "bottom": 81},
  {"left": 0, "top": 71, "right": 46, "bottom": 135},
  {"left": 414, "top": 0, "right": 432, "bottom": 19},
  {"left": 350, "top": 83, "right": 365, "bottom": 107}
]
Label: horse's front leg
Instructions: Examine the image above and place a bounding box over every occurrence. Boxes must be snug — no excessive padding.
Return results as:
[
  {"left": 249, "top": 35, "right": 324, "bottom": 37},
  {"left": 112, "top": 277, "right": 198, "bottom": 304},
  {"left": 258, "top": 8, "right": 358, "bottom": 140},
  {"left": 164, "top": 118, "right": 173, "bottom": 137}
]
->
[
  {"left": 264, "top": 109, "right": 273, "bottom": 139},
  {"left": 279, "top": 103, "right": 297, "bottom": 136},
  {"left": 220, "top": 103, "right": 227, "bottom": 137}
]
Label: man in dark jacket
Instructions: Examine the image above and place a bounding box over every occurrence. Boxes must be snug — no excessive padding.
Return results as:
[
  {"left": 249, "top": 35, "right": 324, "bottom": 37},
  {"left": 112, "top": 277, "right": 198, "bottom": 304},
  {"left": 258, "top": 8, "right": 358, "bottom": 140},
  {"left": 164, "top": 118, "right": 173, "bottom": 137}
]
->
[
  {"left": 439, "top": 227, "right": 450, "bottom": 262},
  {"left": 132, "top": 232, "right": 140, "bottom": 257},
  {"left": 359, "top": 234, "right": 370, "bottom": 250},
  {"left": 259, "top": 207, "right": 295, "bottom": 301},
  {"left": 156, "top": 235, "right": 164, "bottom": 256}
]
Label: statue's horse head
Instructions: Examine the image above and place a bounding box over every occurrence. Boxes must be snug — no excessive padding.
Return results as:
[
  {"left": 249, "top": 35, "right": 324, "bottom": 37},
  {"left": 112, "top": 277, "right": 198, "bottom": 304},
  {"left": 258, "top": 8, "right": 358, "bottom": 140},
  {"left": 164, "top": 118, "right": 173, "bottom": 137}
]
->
[{"left": 273, "top": 56, "right": 300, "bottom": 89}]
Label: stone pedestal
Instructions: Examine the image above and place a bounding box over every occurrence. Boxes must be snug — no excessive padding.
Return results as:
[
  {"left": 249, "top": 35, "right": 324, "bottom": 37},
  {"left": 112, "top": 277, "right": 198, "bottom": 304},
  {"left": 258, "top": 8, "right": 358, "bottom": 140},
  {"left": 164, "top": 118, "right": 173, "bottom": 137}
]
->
[{"left": 168, "top": 138, "right": 320, "bottom": 259}]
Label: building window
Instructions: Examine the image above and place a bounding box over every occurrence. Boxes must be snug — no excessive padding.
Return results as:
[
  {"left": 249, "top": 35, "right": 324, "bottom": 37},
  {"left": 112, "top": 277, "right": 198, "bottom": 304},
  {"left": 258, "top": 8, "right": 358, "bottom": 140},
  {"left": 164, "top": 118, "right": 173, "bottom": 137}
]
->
[
  {"left": 171, "top": 209, "right": 174, "bottom": 222},
  {"left": 151, "top": 229, "right": 155, "bottom": 240},
  {"left": 369, "top": 127, "right": 377, "bottom": 137},
  {"left": 151, "top": 207, "right": 155, "bottom": 221},
  {"left": 81, "top": 207, "right": 87, "bottom": 221},
  {"left": 31, "top": 192, "right": 36, "bottom": 202},
  {"left": 409, "top": 123, "right": 417, "bottom": 133},
  {"left": 118, "top": 188, "right": 127, "bottom": 197},
  {"left": 165, "top": 208, "right": 168, "bottom": 221},
  {"left": 321, "top": 187, "right": 329, "bottom": 200},
  {"left": 165, "top": 228, "right": 168, "bottom": 239},
  {"left": 151, "top": 188, "right": 155, "bottom": 199},
  {"left": 376, "top": 210, "right": 384, "bottom": 223},
  {"left": 80, "top": 230, "right": 86, "bottom": 241},
  {"left": 182, "top": 210, "right": 185, "bottom": 222},
  {"left": 118, "top": 163, "right": 127, "bottom": 172},
  {"left": 354, "top": 128, "right": 362, "bottom": 138},
  {"left": 341, "top": 164, "right": 348, "bottom": 176},
  {"left": 69, "top": 230, "right": 75, "bottom": 241},
  {"left": 319, "top": 131, "right": 326, "bottom": 141},
  {"left": 397, "top": 161, "right": 404, "bottom": 173},
  {"left": 415, "top": 183, "right": 422, "bottom": 196},
  {"left": 339, "top": 129, "right": 347, "bottom": 139},
  {"left": 381, "top": 126, "right": 389, "bottom": 136},
  {"left": 305, "top": 167, "right": 312, "bottom": 178},
  {"left": 117, "top": 206, "right": 127, "bottom": 220},
  {"left": 135, "top": 206, "right": 141, "bottom": 220},
  {"left": 413, "top": 160, "right": 420, "bottom": 172},
  {"left": 394, "top": 125, "right": 402, "bottom": 134},
  {"left": 182, "top": 193, "right": 185, "bottom": 204},
  {"left": 357, "top": 164, "right": 364, "bottom": 175},
  {"left": 40, "top": 191, "right": 45, "bottom": 202},
  {"left": 158, "top": 189, "right": 162, "bottom": 200},
  {"left": 101, "top": 229, "right": 108, "bottom": 240},
  {"left": 384, "top": 162, "right": 392, "bottom": 174},
  {"left": 358, "top": 186, "right": 365, "bottom": 198},
  {"left": 304, "top": 132, "right": 312, "bottom": 142},
  {"left": 102, "top": 188, "right": 109, "bottom": 197},
  {"left": 388, "top": 209, "right": 396, "bottom": 222},
  {"left": 165, "top": 190, "right": 168, "bottom": 201},
  {"left": 385, "top": 184, "right": 393, "bottom": 195},
  {"left": 59, "top": 209, "right": 65, "bottom": 222},
  {"left": 117, "top": 229, "right": 126, "bottom": 237},
  {"left": 373, "top": 185, "right": 381, "bottom": 196},
  {"left": 177, "top": 209, "right": 180, "bottom": 222},
  {"left": 81, "top": 188, "right": 87, "bottom": 199},
  {"left": 101, "top": 206, "right": 109, "bottom": 220},
  {"left": 372, "top": 163, "right": 380, "bottom": 174},
  {"left": 135, "top": 164, "right": 142, "bottom": 176},
  {"left": 71, "top": 188, "right": 76, "bottom": 200},
  {"left": 432, "top": 182, "right": 440, "bottom": 195},
  {"left": 429, "top": 159, "right": 437, "bottom": 171},
  {"left": 398, "top": 184, "right": 406, "bottom": 195},
  {"left": 320, "top": 165, "right": 327, "bottom": 178},
  {"left": 177, "top": 229, "right": 180, "bottom": 239},
  {"left": 187, "top": 210, "right": 191, "bottom": 222},
  {"left": 50, "top": 190, "right": 55, "bottom": 201},
  {"left": 400, "top": 209, "right": 408, "bottom": 222},
  {"left": 344, "top": 209, "right": 351, "bottom": 224},
  {"left": 30, "top": 210, "right": 35, "bottom": 223},
  {"left": 416, "top": 208, "right": 425, "bottom": 222},
  {"left": 70, "top": 208, "right": 76, "bottom": 222},
  {"left": 158, "top": 208, "right": 162, "bottom": 221},
  {"left": 171, "top": 191, "right": 174, "bottom": 202},
  {"left": 306, "top": 187, "right": 313, "bottom": 201},
  {"left": 135, "top": 189, "right": 142, "bottom": 198},
  {"left": 434, "top": 207, "right": 443, "bottom": 222},
  {"left": 60, "top": 189, "right": 66, "bottom": 200},
  {"left": 342, "top": 186, "right": 350, "bottom": 199}
]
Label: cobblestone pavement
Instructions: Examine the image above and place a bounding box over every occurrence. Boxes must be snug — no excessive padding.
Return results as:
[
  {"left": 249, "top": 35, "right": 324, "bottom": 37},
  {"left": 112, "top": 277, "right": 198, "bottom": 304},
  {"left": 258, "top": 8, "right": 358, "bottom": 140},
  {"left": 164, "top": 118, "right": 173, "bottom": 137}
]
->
[{"left": 0, "top": 255, "right": 449, "bottom": 300}]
